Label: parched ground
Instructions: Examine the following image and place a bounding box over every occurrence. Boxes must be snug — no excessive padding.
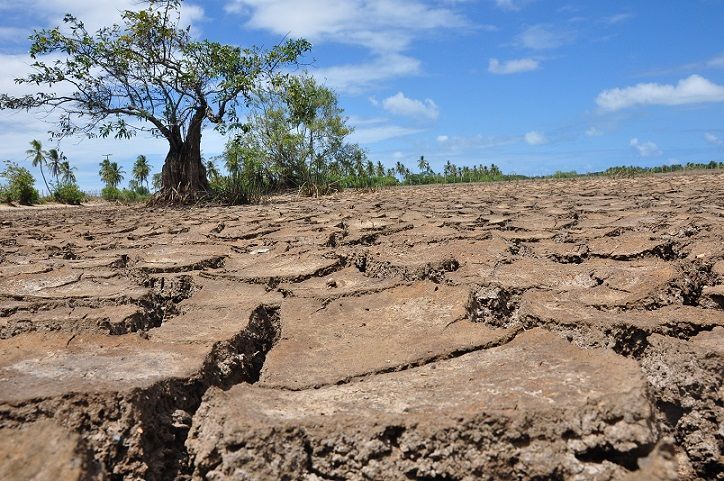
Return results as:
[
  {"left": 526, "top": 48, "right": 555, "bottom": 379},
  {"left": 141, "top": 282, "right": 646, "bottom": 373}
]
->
[{"left": 0, "top": 172, "right": 722, "bottom": 481}]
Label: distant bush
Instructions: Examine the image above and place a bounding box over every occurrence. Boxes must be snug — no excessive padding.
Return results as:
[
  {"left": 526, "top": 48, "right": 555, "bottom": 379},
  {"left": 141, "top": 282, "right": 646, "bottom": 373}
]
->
[
  {"left": 551, "top": 170, "right": 578, "bottom": 179},
  {"left": 335, "top": 174, "right": 399, "bottom": 189},
  {"left": 101, "top": 186, "right": 121, "bottom": 201},
  {"left": 209, "top": 175, "right": 264, "bottom": 205},
  {"left": 601, "top": 161, "right": 724, "bottom": 178},
  {"left": 102, "top": 186, "right": 149, "bottom": 203},
  {"left": 127, "top": 179, "right": 150, "bottom": 196},
  {"left": 54, "top": 183, "right": 86, "bottom": 205},
  {"left": 0, "top": 161, "right": 40, "bottom": 205}
]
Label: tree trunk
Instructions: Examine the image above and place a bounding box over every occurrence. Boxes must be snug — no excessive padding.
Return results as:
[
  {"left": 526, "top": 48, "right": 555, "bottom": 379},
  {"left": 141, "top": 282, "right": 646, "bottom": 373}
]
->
[
  {"left": 158, "top": 115, "right": 209, "bottom": 203},
  {"left": 38, "top": 163, "right": 52, "bottom": 196}
]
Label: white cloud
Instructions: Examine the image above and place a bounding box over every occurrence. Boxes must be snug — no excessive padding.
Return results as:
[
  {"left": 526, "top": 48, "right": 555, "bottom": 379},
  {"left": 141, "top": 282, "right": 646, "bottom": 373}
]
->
[
  {"left": 630, "top": 138, "right": 661, "bottom": 157},
  {"left": 226, "top": 0, "right": 465, "bottom": 54},
  {"left": 381, "top": 92, "right": 439, "bottom": 120},
  {"left": 488, "top": 57, "right": 539, "bottom": 74},
  {"left": 705, "top": 132, "right": 723, "bottom": 146},
  {"left": 604, "top": 13, "right": 634, "bottom": 25},
  {"left": 586, "top": 127, "right": 604, "bottom": 137},
  {"left": 706, "top": 53, "right": 724, "bottom": 69},
  {"left": 494, "top": 0, "right": 534, "bottom": 11},
  {"left": 0, "top": 26, "right": 30, "bottom": 43},
  {"left": 597, "top": 75, "right": 724, "bottom": 111},
  {"left": 226, "top": 0, "right": 467, "bottom": 92},
  {"left": 516, "top": 24, "right": 574, "bottom": 50},
  {"left": 347, "top": 117, "right": 424, "bottom": 144},
  {"left": 435, "top": 133, "right": 518, "bottom": 152},
  {"left": 313, "top": 53, "right": 421, "bottom": 94},
  {"left": 436, "top": 135, "right": 449, "bottom": 142},
  {"left": 495, "top": 0, "right": 519, "bottom": 10},
  {"left": 0, "top": 1, "right": 205, "bottom": 34},
  {"left": 524, "top": 131, "right": 547, "bottom": 145}
]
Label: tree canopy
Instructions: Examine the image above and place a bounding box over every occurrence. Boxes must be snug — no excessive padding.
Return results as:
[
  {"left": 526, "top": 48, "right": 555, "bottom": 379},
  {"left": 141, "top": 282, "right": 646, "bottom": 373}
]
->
[{"left": 0, "top": 0, "right": 310, "bottom": 203}]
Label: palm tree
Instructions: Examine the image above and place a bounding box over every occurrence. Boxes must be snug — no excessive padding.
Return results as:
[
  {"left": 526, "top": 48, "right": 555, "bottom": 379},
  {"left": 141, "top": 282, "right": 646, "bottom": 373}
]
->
[
  {"left": 59, "top": 161, "right": 76, "bottom": 184},
  {"left": 108, "top": 162, "right": 124, "bottom": 188},
  {"left": 206, "top": 160, "right": 220, "bottom": 183},
  {"left": 443, "top": 160, "right": 453, "bottom": 180},
  {"left": 375, "top": 161, "right": 385, "bottom": 177},
  {"left": 45, "top": 148, "right": 66, "bottom": 189},
  {"left": 132, "top": 155, "right": 150, "bottom": 189},
  {"left": 99, "top": 159, "right": 124, "bottom": 188},
  {"left": 26, "top": 139, "right": 50, "bottom": 194},
  {"left": 395, "top": 161, "right": 407, "bottom": 177},
  {"left": 417, "top": 155, "right": 430, "bottom": 174},
  {"left": 99, "top": 158, "right": 112, "bottom": 187}
]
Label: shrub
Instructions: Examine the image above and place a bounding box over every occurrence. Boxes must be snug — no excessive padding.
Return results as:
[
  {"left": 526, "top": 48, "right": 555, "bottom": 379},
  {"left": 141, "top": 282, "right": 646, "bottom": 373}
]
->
[
  {"left": 54, "top": 183, "right": 86, "bottom": 205},
  {"left": 551, "top": 170, "right": 578, "bottom": 179},
  {"left": 101, "top": 186, "right": 150, "bottom": 203},
  {"left": 0, "top": 161, "right": 40, "bottom": 205},
  {"left": 209, "top": 175, "right": 263, "bottom": 205},
  {"left": 101, "top": 186, "right": 122, "bottom": 201}
]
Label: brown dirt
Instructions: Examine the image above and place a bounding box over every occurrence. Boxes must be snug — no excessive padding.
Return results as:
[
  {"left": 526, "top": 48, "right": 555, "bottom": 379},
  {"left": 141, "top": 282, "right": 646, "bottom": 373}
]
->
[{"left": 0, "top": 172, "right": 722, "bottom": 481}]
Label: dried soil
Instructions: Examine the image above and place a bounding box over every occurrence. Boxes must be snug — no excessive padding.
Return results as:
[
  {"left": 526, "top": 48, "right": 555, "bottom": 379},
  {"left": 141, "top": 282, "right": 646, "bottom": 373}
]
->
[{"left": 1, "top": 172, "right": 722, "bottom": 481}]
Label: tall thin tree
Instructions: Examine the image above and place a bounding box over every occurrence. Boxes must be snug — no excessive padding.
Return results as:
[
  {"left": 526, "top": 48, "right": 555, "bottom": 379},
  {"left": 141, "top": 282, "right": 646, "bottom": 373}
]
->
[
  {"left": 45, "top": 148, "right": 66, "bottom": 189},
  {"left": 132, "top": 155, "right": 151, "bottom": 189},
  {"left": 25, "top": 139, "right": 50, "bottom": 194}
]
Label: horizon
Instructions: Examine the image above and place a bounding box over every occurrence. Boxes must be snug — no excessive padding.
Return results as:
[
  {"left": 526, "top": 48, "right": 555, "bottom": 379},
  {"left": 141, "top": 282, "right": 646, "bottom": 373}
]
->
[{"left": 1, "top": 0, "right": 723, "bottom": 193}]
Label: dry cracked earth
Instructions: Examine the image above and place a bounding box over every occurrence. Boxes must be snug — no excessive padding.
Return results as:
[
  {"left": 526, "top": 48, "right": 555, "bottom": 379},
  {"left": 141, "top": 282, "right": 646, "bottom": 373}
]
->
[{"left": 0, "top": 172, "right": 722, "bottom": 481}]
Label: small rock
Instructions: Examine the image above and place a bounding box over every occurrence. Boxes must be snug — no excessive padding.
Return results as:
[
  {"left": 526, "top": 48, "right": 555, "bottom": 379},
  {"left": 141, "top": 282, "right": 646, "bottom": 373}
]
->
[{"left": 172, "top": 409, "right": 192, "bottom": 430}]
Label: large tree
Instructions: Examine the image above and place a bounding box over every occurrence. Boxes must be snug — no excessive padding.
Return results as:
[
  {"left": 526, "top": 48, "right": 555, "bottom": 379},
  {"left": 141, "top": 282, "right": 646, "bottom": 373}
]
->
[{"left": 0, "top": 0, "right": 310, "bottom": 203}]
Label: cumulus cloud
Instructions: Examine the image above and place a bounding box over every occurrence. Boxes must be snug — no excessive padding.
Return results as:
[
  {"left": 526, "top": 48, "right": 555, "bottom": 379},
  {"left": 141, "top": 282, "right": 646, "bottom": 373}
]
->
[
  {"left": 436, "top": 135, "right": 449, "bottom": 143},
  {"left": 226, "top": 0, "right": 466, "bottom": 91},
  {"left": 516, "top": 24, "right": 574, "bottom": 50},
  {"left": 705, "top": 132, "right": 723, "bottom": 146},
  {"left": 524, "top": 131, "right": 547, "bottom": 145},
  {"left": 226, "top": 0, "right": 465, "bottom": 53},
  {"left": 488, "top": 57, "right": 539, "bottom": 74},
  {"left": 630, "top": 138, "right": 662, "bottom": 157},
  {"left": 381, "top": 92, "right": 439, "bottom": 120},
  {"left": 596, "top": 75, "right": 724, "bottom": 111}
]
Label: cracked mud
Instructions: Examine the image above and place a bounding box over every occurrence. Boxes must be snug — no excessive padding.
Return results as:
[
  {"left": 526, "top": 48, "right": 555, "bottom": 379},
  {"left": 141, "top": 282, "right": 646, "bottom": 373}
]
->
[{"left": 1, "top": 172, "right": 722, "bottom": 481}]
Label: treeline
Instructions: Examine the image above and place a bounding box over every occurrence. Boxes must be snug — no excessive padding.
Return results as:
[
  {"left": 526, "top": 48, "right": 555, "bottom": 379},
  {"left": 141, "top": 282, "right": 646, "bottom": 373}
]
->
[
  {"left": 4, "top": 94, "right": 724, "bottom": 206},
  {"left": 400, "top": 158, "right": 524, "bottom": 185},
  {"left": 202, "top": 75, "right": 524, "bottom": 202},
  {"left": 545, "top": 161, "right": 724, "bottom": 180},
  {"left": 598, "top": 161, "right": 724, "bottom": 177}
]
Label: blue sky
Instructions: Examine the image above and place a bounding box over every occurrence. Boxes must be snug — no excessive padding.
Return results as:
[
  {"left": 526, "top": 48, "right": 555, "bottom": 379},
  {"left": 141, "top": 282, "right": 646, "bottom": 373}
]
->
[{"left": 1, "top": 0, "right": 724, "bottom": 191}]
